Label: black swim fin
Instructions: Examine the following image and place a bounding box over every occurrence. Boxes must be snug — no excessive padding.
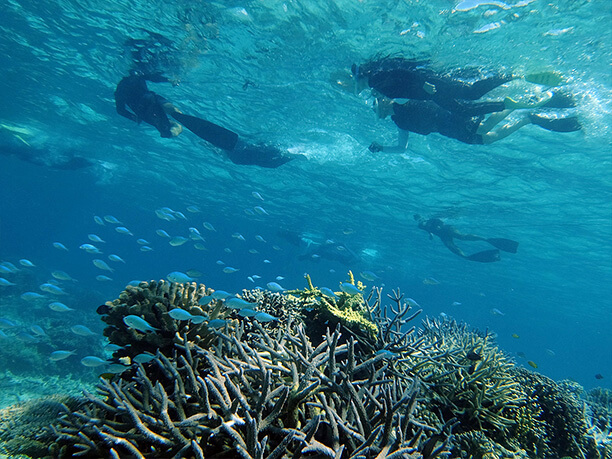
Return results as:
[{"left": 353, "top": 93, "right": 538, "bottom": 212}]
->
[
  {"left": 466, "top": 249, "right": 501, "bottom": 263},
  {"left": 170, "top": 112, "right": 239, "bottom": 150},
  {"left": 486, "top": 238, "right": 519, "bottom": 253},
  {"left": 529, "top": 113, "right": 581, "bottom": 132}
]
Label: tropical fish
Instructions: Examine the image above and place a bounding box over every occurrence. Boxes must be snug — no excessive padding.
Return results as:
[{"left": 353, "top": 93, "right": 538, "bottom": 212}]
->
[
  {"left": 174, "top": 212, "right": 187, "bottom": 220},
  {"left": 238, "top": 308, "right": 258, "bottom": 318},
  {"left": 248, "top": 249, "right": 259, "bottom": 254},
  {"left": 40, "top": 283, "right": 67, "bottom": 295},
  {"left": 266, "top": 282, "right": 285, "bottom": 292},
  {"left": 595, "top": 374, "right": 604, "bottom": 380},
  {"left": 320, "top": 287, "right": 338, "bottom": 299},
  {"left": 104, "top": 343, "right": 124, "bottom": 352},
  {"left": 211, "top": 290, "right": 231, "bottom": 300},
  {"left": 115, "top": 226, "right": 133, "bottom": 236},
  {"left": 21, "top": 291, "right": 46, "bottom": 301},
  {"left": 340, "top": 283, "right": 361, "bottom": 295},
  {"left": 263, "top": 259, "right": 271, "bottom": 264},
  {"left": 252, "top": 191, "right": 264, "bottom": 200},
  {"left": 16, "top": 332, "right": 39, "bottom": 343},
  {"left": 451, "top": 301, "right": 462, "bottom": 307},
  {"left": 133, "top": 353, "right": 156, "bottom": 364},
  {"left": 140, "top": 246, "right": 154, "bottom": 252},
  {"left": 248, "top": 277, "right": 254, "bottom": 283},
  {"left": 203, "top": 222, "right": 216, "bottom": 232},
  {"left": 223, "top": 267, "right": 239, "bottom": 274},
  {"left": 136, "top": 238, "right": 150, "bottom": 245},
  {"left": 275, "top": 276, "right": 285, "bottom": 281},
  {"left": 0, "top": 262, "right": 18, "bottom": 272},
  {"left": 81, "top": 356, "right": 108, "bottom": 367},
  {"left": 19, "top": 259, "right": 35, "bottom": 267},
  {"left": 166, "top": 271, "right": 194, "bottom": 283},
  {"left": 490, "top": 308, "right": 505, "bottom": 316},
  {"left": 123, "top": 315, "right": 158, "bottom": 333},
  {"left": 545, "top": 349, "right": 556, "bottom": 356},
  {"left": 71, "top": 325, "right": 97, "bottom": 336},
  {"left": 254, "top": 206, "right": 268, "bottom": 216},
  {"left": 49, "top": 350, "right": 76, "bottom": 361},
  {"left": 225, "top": 297, "right": 253, "bottom": 309},
  {"left": 168, "top": 308, "right": 196, "bottom": 321},
  {"left": 156, "top": 209, "right": 176, "bottom": 221},
  {"left": 252, "top": 275, "right": 262, "bottom": 279},
  {"left": 405, "top": 298, "right": 421, "bottom": 308},
  {"left": 0, "top": 266, "right": 13, "bottom": 274},
  {"left": 0, "top": 278, "right": 16, "bottom": 287},
  {"left": 244, "top": 208, "right": 255, "bottom": 216},
  {"left": 88, "top": 234, "right": 105, "bottom": 243},
  {"left": 186, "top": 205, "right": 201, "bottom": 213},
  {"left": 359, "top": 271, "right": 379, "bottom": 281},
  {"left": 216, "top": 260, "right": 225, "bottom": 265},
  {"left": 51, "top": 270, "right": 76, "bottom": 282},
  {"left": 53, "top": 242, "right": 68, "bottom": 252},
  {"left": 108, "top": 254, "right": 125, "bottom": 263},
  {"left": 93, "top": 216, "right": 105, "bottom": 225},
  {"left": 224, "top": 248, "right": 232, "bottom": 253},
  {"left": 512, "top": 333, "right": 520, "bottom": 339},
  {"left": 93, "top": 259, "right": 114, "bottom": 272},
  {"left": 30, "top": 325, "right": 46, "bottom": 337},
  {"left": 254, "top": 312, "right": 278, "bottom": 322},
  {"left": 169, "top": 236, "right": 189, "bottom": 246},
  {"left": 79, "top": 243, "right": 102, "bottom": 254},
  {"left": 103, "top": 215, "right": 122, "bottom": 224},
  {"left": 375, "top": 349, "right": 399, "bottom": 359},
  {"left": 0, "top": 318, "right": 17, "bottom": 328},
  {"left": 186, "top": 270, "right": 202, "bottom": 278},
  {"left": 156, "top": 229, "right": 171, "bottom": 238},
  {"left": 232, "top": 233, "right": 246, "bottom": 241},
  {"left": 199, "top": 296, "right": 213, "bottom": 305},
  {"left": 527, "top": 361, "right": 538, "bottom": 369},
  {"left": 422, "top": 277, "right": 440, "bottom": 285},
  {"left": 255, "top": 235, "right": 266, "bottom": 243},
  {"left": 208, "top": 319, "right": 227, "bottom": 329},
  {"left": 96, "top": 275, "right": 113, "bottom": 282}
]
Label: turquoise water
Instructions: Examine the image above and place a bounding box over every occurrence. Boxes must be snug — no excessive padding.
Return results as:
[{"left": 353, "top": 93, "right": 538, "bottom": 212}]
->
[{"left": 0, "top": 0, "right": 610, "bottom": 396}]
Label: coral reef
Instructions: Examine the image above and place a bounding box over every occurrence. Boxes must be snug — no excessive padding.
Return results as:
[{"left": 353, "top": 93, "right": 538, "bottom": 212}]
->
[{"left": 0, "top": 278, "right": 609, "bottom": 458}]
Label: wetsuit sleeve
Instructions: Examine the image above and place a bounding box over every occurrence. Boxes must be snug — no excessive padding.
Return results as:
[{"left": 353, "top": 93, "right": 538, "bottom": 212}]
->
[{"left": 144, "top": 73, "right": 170, "bottom": 83}]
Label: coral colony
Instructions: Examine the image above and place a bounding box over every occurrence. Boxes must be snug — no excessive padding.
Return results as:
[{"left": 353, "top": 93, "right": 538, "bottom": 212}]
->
[{"left": 0, "top": 273, "right": 610, "bottom": 458}]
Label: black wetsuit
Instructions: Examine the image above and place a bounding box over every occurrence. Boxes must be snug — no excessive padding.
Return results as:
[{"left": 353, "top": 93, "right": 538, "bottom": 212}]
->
[
  {"left": 359, "top": 58, "right": 512, "bottom": 117},
  {"left": 115, "top": 73, "right": 175, "bottom": 138},
  {"left": 392, "top": 100, "right": 484, "bottom": 145}
]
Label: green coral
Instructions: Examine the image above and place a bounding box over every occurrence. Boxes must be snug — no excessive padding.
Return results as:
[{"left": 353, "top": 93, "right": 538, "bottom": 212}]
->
[{"left": 285, "top": 272, "right": 378, "bottom": 338}]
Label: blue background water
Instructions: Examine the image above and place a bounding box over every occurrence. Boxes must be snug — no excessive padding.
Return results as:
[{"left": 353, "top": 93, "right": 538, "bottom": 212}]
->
[{"left": 0, "top": 0, "right": 610, "bottom": 393}]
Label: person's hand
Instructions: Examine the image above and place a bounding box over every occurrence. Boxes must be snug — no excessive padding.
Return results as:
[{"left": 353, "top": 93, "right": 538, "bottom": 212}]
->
[{"left": 369, "top": 142, "right": 383, "bottom": 153}]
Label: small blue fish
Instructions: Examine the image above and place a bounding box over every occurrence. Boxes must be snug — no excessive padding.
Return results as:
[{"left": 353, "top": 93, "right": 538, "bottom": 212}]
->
[
  {"left": 375, "top": 349, "right": 399, "bottom": 359},
  {"left": 19, "top": 259, "right": 36, "bottom": 267},
  {"left": 140, "top": 246, "right": 154, "bottom": 252},
  {"left": 103, "top": 215, "right": 122, "bottom": 224},
  {"left": 133, "top": 352, "right": 156, "bottom": 364},
  {"left": 21, "top": 291, "right": 46, "bottom": 301},
  {"left": 340, "top": 283, "right": 361, "bottom": 295},
  {"left": 156, "top": 229, "right": 171, "bottom": 238},
  {"left": 104, "top": 343, "right": 124, "bottom": 352},
  {"left": 96, "top": 275, "right": 113, "bottom": 282},
  {"left": 115, "top": 226, "right": 133, "bottom": 236},
  {"left": 320, "top": 287, "right": 338, "bottom": 299},
  {"left": 30, "top": 325, "right": 46, "bottom": 336},
  {"left": 263, "top": 259, "right": 272, "bottom": 264},
  {"left": 168, "top": 308, "right": 195, "bottom": 321},
  {"left": 232, "top": 233, "right": 246, "bottom": 241},
  {"left": 223, "top": 267, "right": 239, "bottom": 274},
  {"left": 88, "top": 234, "right": 105, "bottom": 243},
  {"left": 225, "top": 297, "right": 253, "bottom": 309},
  {"left": 254, "top": 312, "right": 278, "bottom": 323},
  {"left": 254, "top": 206, "right": 269, "bottom": 216},
  {"left": 186, "top": 205, "right": 201, "bottom": 213},
  {"left": 174, "top": 211, "right": 187, "bottom": 220},
  {"left": 255, "top": 235, "right": 266, "bottom": 243},
  {"left": 51, "top": 270, "right": 76, "bottom": 282},
  {"left": 80, "top": 243, "right": 102, "bottom": 254},
  {"left": 93, "top": 259, "right": 114, "bottom": 272},
  {"left": 490, "top": 308, "right": 505, "bottom": 316},
  {"left": 0, "top": 278, "right": 16, "bottom": 287},
  {"left": 405, "top": 298, "right": 421, "bottom": 308},
  {"left": 48, "top": 302, "right": 74, "bottom": 312},
  {"left": 136, "top": 238, "right": 150, "bottom": 245},
  {"left": 40, "top": 283, "right": 67, "bottom": 295},
  {"left": 359, "top": 271, "right": 379, "bottom": 281},
  {"left": 71, "top": 325, "right": 97, "bottom": 336},
  {"left": 169, "top": 236, "right": 189, "bottom": 246},
  {"left": 123, "top": 315, "right": 158, "bottom": 333},
  {"left": 167, "top": 271, "right": 195, "bottom": 283},
  {"left": 238, "top": 308, "right": 258, "bottom": 318},
  {"left": 207, "top": 319, "right": 227, "bottom": 329},
  {"left": 0, "top": 266, "right": 12, "bottom": 274},
  {"left": 93, "top": 216, "right": 105, "bottom": 226},
  {"left": 451, "top": 301, "right": 462, "bottom": 307},
  {"left": 0, "top": 318, "right": 17, "bottom": 328},
  {"left": 81, "top": 356, "right": 108, "bottom": 367},
  {"left": 49, "top": 350, "right": 76, "bottom": 361},
  {"left": 108, "top": 254, "right": 125, "bottom": 263},
  {"left": 199, "top": 295, "right": 213, "bottom": 305},
  {"left": 203, "top": 222, "right": 216, "bottom": 232},
  {"left": 156, "top": 209, "right": 176, "bottom": 221},
  {"left": 52, "top": 242, "right": 69, "bottom": 251},
  {"left": 212, "top": 290, "right": 231, "bottom": 300},
  {"left": 267, "top": 282, "right": 284, "bottom": 292},
  {"left": 251, "top": 191, "right": 264, "bottom": 200}
]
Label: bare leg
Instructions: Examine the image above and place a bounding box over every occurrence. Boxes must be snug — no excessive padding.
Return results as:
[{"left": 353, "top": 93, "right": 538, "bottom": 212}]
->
[
  {"left": 482, "top": 116, "right": 531, "bottom": 144},
  {"left": 476, "top": 109, "right": 514, "bottom": 135}
]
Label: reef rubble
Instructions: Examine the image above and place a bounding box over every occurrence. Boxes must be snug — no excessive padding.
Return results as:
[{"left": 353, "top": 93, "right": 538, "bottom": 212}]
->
[{"left": 0, "top": 276, "right": 610, "bottom": 458}]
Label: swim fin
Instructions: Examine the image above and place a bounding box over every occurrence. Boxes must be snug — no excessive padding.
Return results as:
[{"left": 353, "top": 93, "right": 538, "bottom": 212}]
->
[
  {"left": 486, "top": 238, "right": 519, "bottom": 253},
  {"left": 466, "top": 249, "right": 501, "bottom": 263},
  {"left": 524, "top": 71, "right": 564, "bottom": 87},
  {"left": 529, "top": 113, "right": 581, "bottom": 132},
  {"left": 170, "top": 112, "right": 239, "bottom": 150}
]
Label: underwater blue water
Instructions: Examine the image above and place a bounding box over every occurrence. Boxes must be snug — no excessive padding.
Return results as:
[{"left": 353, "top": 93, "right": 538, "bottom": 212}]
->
[{"left": 0, "top": 0, "right": 610, "bottom": 395}]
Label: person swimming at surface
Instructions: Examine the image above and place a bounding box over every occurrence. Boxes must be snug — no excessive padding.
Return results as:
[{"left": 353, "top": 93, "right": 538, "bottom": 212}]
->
[
  {"left": 114, "top": 71, "right": 301, "bottom": 168},
  {"left": 414, "top": 214, "right": 519, "bottom": 263}
]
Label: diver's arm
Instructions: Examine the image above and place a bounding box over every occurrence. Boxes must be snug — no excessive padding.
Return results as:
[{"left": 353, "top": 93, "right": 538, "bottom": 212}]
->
[{"left": 369, "top": 128, "right": 409, "bottom": 154}]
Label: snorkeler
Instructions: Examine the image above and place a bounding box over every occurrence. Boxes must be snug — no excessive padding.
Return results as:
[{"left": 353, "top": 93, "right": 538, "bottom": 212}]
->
[
  {"left": 414, "top": 215, "right": 518, "bottom": 263},
  {"left": 368, "top": 96, "right": 581, "bottom": 153},
  {"left": 114, "top": 72, "right": 300, "bottom": 168}
]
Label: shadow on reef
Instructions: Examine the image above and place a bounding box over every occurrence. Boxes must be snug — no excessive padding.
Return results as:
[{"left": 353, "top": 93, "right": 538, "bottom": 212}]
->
[{"left": 0, "top": 274, "right": 610, "bottom": 458}]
